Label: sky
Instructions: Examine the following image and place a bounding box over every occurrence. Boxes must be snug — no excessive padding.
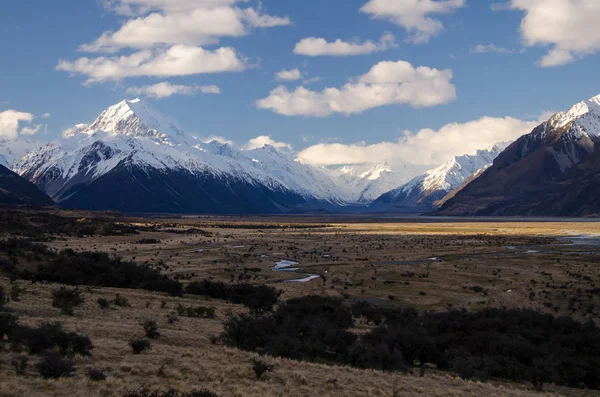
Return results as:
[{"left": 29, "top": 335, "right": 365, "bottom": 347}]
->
[{"left": 1, "top": 0, "right": 600, "bottom": 170}]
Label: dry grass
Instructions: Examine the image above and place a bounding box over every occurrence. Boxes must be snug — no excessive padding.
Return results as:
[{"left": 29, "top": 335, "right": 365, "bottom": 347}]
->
[
  {"left": 0, "top": 279, "right": 584, "bottom": 397},
  {"left": 2, "top": 217, "right": 600, "bottom": 396}
]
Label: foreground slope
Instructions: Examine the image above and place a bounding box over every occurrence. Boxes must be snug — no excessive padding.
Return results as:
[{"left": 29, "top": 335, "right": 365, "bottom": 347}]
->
[
  {"left": 438, "top": 94, "right": 600, "bottom": 216},
  {"left": 0, "top": 164, "right": 54, "bottom": 206},
  {"left": 14, "top": 99, "right": 349, "bottom": 214}
]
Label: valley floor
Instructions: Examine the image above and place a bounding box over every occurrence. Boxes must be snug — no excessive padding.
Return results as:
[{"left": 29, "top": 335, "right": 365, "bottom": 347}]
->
[{"left": 1, "top": 209, "right": 600, "bottom": 396}]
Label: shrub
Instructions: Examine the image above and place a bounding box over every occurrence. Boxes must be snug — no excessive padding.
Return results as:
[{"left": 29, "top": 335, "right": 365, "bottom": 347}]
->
[
  {"left": 52, "top": 287, "right": 84, "bottom": 316},
  {"left": 12, "top": 355, "right": 28, "bottom": 375},
  {"left": 123, "top": 388, "right": 220, "bottom": 397},
  {"left": 138, "top": 239, "right": 161, "bottom": 244},
  {"left": 0, "top": 285, "right": 6, "bottom": 309},
  {"left": 176, "top": 304, "right": 216, "bottom": 319},
  {"left": 142, "top": 320, "right": 160, "bottom": 339},
  {"left": 87, "top": 367, "right": 107, "bottom": 381},
  {"left": 97, "top": 297, "right": 110, "bottom": 309},
  {"left": 37, "top": 353, "right": 75, "bottom": 379},
  {"left": 130, "top": 339, "right": 151, "bottom": 354},
  {"left": 0, "top": 312, "right": 17, "bottom": 340},
  {"left": 185, "top": 280, "right": 279, "bottom": 313},
  {"left": 10, "top": 284, "right": 24, "bottom": 301},
  {"left": 33, "top": 250, "right": 183, "bottom": 296},
  {"left": 223, "top": 299, "right": 600, "bottom": 390},
  {"left": 113, "top": 293, "right": 130, "bottom": 307},
  {"left": 10, "top": 322, "right": 93, "bottom": 357},
  {"left": 252, "top": 359, "right": 274, "bottom": 379}
]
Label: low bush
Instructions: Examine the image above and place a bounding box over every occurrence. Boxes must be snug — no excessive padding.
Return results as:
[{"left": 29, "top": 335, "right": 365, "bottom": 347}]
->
[
  {"left": 123, "top": 388, "right": 220, "bottom": 397},
  {"left": 223, "top": 298, "right": 600, "bottom": 390},
  {"left": 185, "top": 280, "right": 279, "bottom": 313},
  {"left": 51, "top": 287, "right": 84, "bottom": 316},
  {"left": 97, "top": 297, "right": 110, "bottom": 309},
  {"left": 252, "top": 359, "right": 274, "bottom": 379},
  {"left": 176, "top": 304, "right": 216, "bottom": 319},
  {"left": 87, "top": 367, "right": 107, "bottom": 381},
  {"left": 142, "top": 320, "right": 160, "bottom": 339},
  {"left": 34, "top": 250, "right": 183, "bottom": 296},
  {"left": 36, "top": 353, "right": 75, "bottom": 379},
  {"left": 10, "top": 322, "right": 93, "bottom": 356},
  {"left": 130, "top": 339, "right": 151, "bottom": 354}
]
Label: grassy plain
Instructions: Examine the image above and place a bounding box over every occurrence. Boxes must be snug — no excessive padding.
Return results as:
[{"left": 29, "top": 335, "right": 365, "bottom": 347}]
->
[{"left": 1, "top": 211, "right": 600, "bottom": 396}]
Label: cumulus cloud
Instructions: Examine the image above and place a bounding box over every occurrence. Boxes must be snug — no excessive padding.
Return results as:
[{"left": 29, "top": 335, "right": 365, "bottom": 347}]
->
[
  {"left": 297, "top": 116, "right": 539, "bottom": 167},
  {"left": 200, "top": 135, "right": 234, "bottom": 145},
  {"left": 507, "top": 0, "right": 600, "bottom": 67},
  {"left": 472, "top": 43, "right": 516, "bottom": 54},
  {"left": 257, "top": 60, "right": 456, "bottom": 117},
  {"left": 61, "top": 0, "right": 288, "bottom": 84},
  {"left": 294, "top": 32, "right": 396, "bottom": 57},
  {"left": 84, "top": 1, "right": 290, "bottom": 52},
  {"left": 57, "top": 45, "right": 246, "bottom": 84},
  {"left": 360, "top": 0, "right": 465, "bottom": 44},
  {"left": 126, "top": 81, "right": 221, "bottom": 98},
  {"left": 244, "top": 135, "right": 293, "bottom": 150},
  {"left": 275, "top": 68, "right": 303, "bottom": 81},
  {"left": 0, "top": 110, "right": 41, "bottom": 140}
]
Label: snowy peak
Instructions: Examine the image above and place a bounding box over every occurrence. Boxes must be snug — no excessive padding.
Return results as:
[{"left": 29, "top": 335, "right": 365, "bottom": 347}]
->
[
  {"left": 360, "top": 162, "right": 393, "bottom": 181},
  {"left": 371, "top": 142, "right": 511, "bottom": 210},
  {"left": 84, "top": 99, "right": 187, "bottom": 144},
  {"left": 549, "top": 94, "right": 600, "bottom": 131}
]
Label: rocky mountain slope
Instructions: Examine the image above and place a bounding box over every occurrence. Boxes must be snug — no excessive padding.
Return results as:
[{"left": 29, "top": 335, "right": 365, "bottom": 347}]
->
[
  {"left": 370, "top": 143, "right": 510, "bottom": 212},
  {"left": 0, "top": 164, "right": 54, "bottom": 206},
  {"left": 437, "top": 94, "right": 600, "bottom": 216}
]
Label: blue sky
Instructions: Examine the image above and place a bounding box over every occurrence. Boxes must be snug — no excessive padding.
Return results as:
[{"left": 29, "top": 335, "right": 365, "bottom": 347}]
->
[{"left": 2, "top": 0, "right": 600, "bottom": 168}]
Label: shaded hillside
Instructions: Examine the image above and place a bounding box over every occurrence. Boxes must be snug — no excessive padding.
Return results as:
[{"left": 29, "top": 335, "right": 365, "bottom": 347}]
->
[{"left": 0, "top": 164, "right": 54, "bottom": 206}]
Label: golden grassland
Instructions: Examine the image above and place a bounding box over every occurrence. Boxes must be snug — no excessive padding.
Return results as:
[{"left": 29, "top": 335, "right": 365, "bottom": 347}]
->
[
  {"left": 0, "top": 279, "right": 590, "bottom": 397},
  {"left": 2, "top": 217, "right": 600, "bottom": 396}
]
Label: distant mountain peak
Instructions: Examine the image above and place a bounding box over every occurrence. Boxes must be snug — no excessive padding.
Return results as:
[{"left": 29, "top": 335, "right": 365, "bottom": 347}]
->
[{"left": 84, "top": 98, "right": 187, "bottom": 144}]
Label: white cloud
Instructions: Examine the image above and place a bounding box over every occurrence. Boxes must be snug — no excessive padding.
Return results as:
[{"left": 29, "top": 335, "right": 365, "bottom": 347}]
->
[
  {"left": 297, "top": 116, "right": 539, "bottom": 168},
  {"left": 473, "top": 43, "right": 516, "bottom": 54},
  {"left": 244, "top": 135, "right": 293, "bottom": 150},
  {"left": 302, "top": 77, "right": 321, "bottom": 85},
  {"left": 201, "top": 135, "right": 234, "bottom": 145},
  {"left": 126, "top": 81, "right": 221, "bottom": 98},
  {"left": 508, "top": 0, "right": 600, "bottom": 67},
  {"left": 240, "top": 8, "right": 291, "bottom": 28},
  {"left": 275, "top": 68, "right": 303, "bottom": 81},
  {"left": 57, "top": 45, "right": 246, "bottom": 84},
  {"left": 84, "top": 1, "right": 289, "bottom": 52},
  {"left": 294, "top": 32, "right": 396, "bottom": 57},
  {"left": 0, "top": 110, "right": 40, "bottom": 140},
  {"left": 199, "top": 85, "right": 221, "bottom": 94},
  {"left": 257, "top": 60, "right": 456, "bottom": 117},
  {"left": 360, "top": 0, "right": 466, "bottom": 44}
]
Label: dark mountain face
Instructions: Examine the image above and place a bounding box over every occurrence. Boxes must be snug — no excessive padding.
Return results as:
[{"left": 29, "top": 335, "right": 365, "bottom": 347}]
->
[
  {"left": 0, "top": 165, "right": 54, "bottom": 206},
  {"left": 437, "top": 108, "right": 600, "bottom": 217},
  {"left": 56, "top": 162, "right": 317, "bottom": 214}
]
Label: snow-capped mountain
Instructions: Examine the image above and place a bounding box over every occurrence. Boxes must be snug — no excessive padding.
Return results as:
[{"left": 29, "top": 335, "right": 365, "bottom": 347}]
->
[
  {"left": 370, "top": 142, "right": 511, "bottom": 211},
  {"left": 438, "top": 93, "right": 600, "bottom": 216},
  {"left": 13, "top": 99, "right": 351, "bottom": 214},
  {"left": 325, "top": 162, "right": 427, "bottom": 203},
  {"left": 0, "top": 138, "right": 43, "bottom": 168}
]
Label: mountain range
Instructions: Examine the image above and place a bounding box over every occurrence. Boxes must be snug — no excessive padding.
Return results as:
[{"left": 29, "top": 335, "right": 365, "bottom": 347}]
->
[
  {"left": 2, "top": 94, "right": 600, "bottom": 216},
  {"left": 369, "top": 142, "right": 510, "bottom": 212},
  {"left": 438, "top": 94, "right": 600, "bottom": 216}
]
